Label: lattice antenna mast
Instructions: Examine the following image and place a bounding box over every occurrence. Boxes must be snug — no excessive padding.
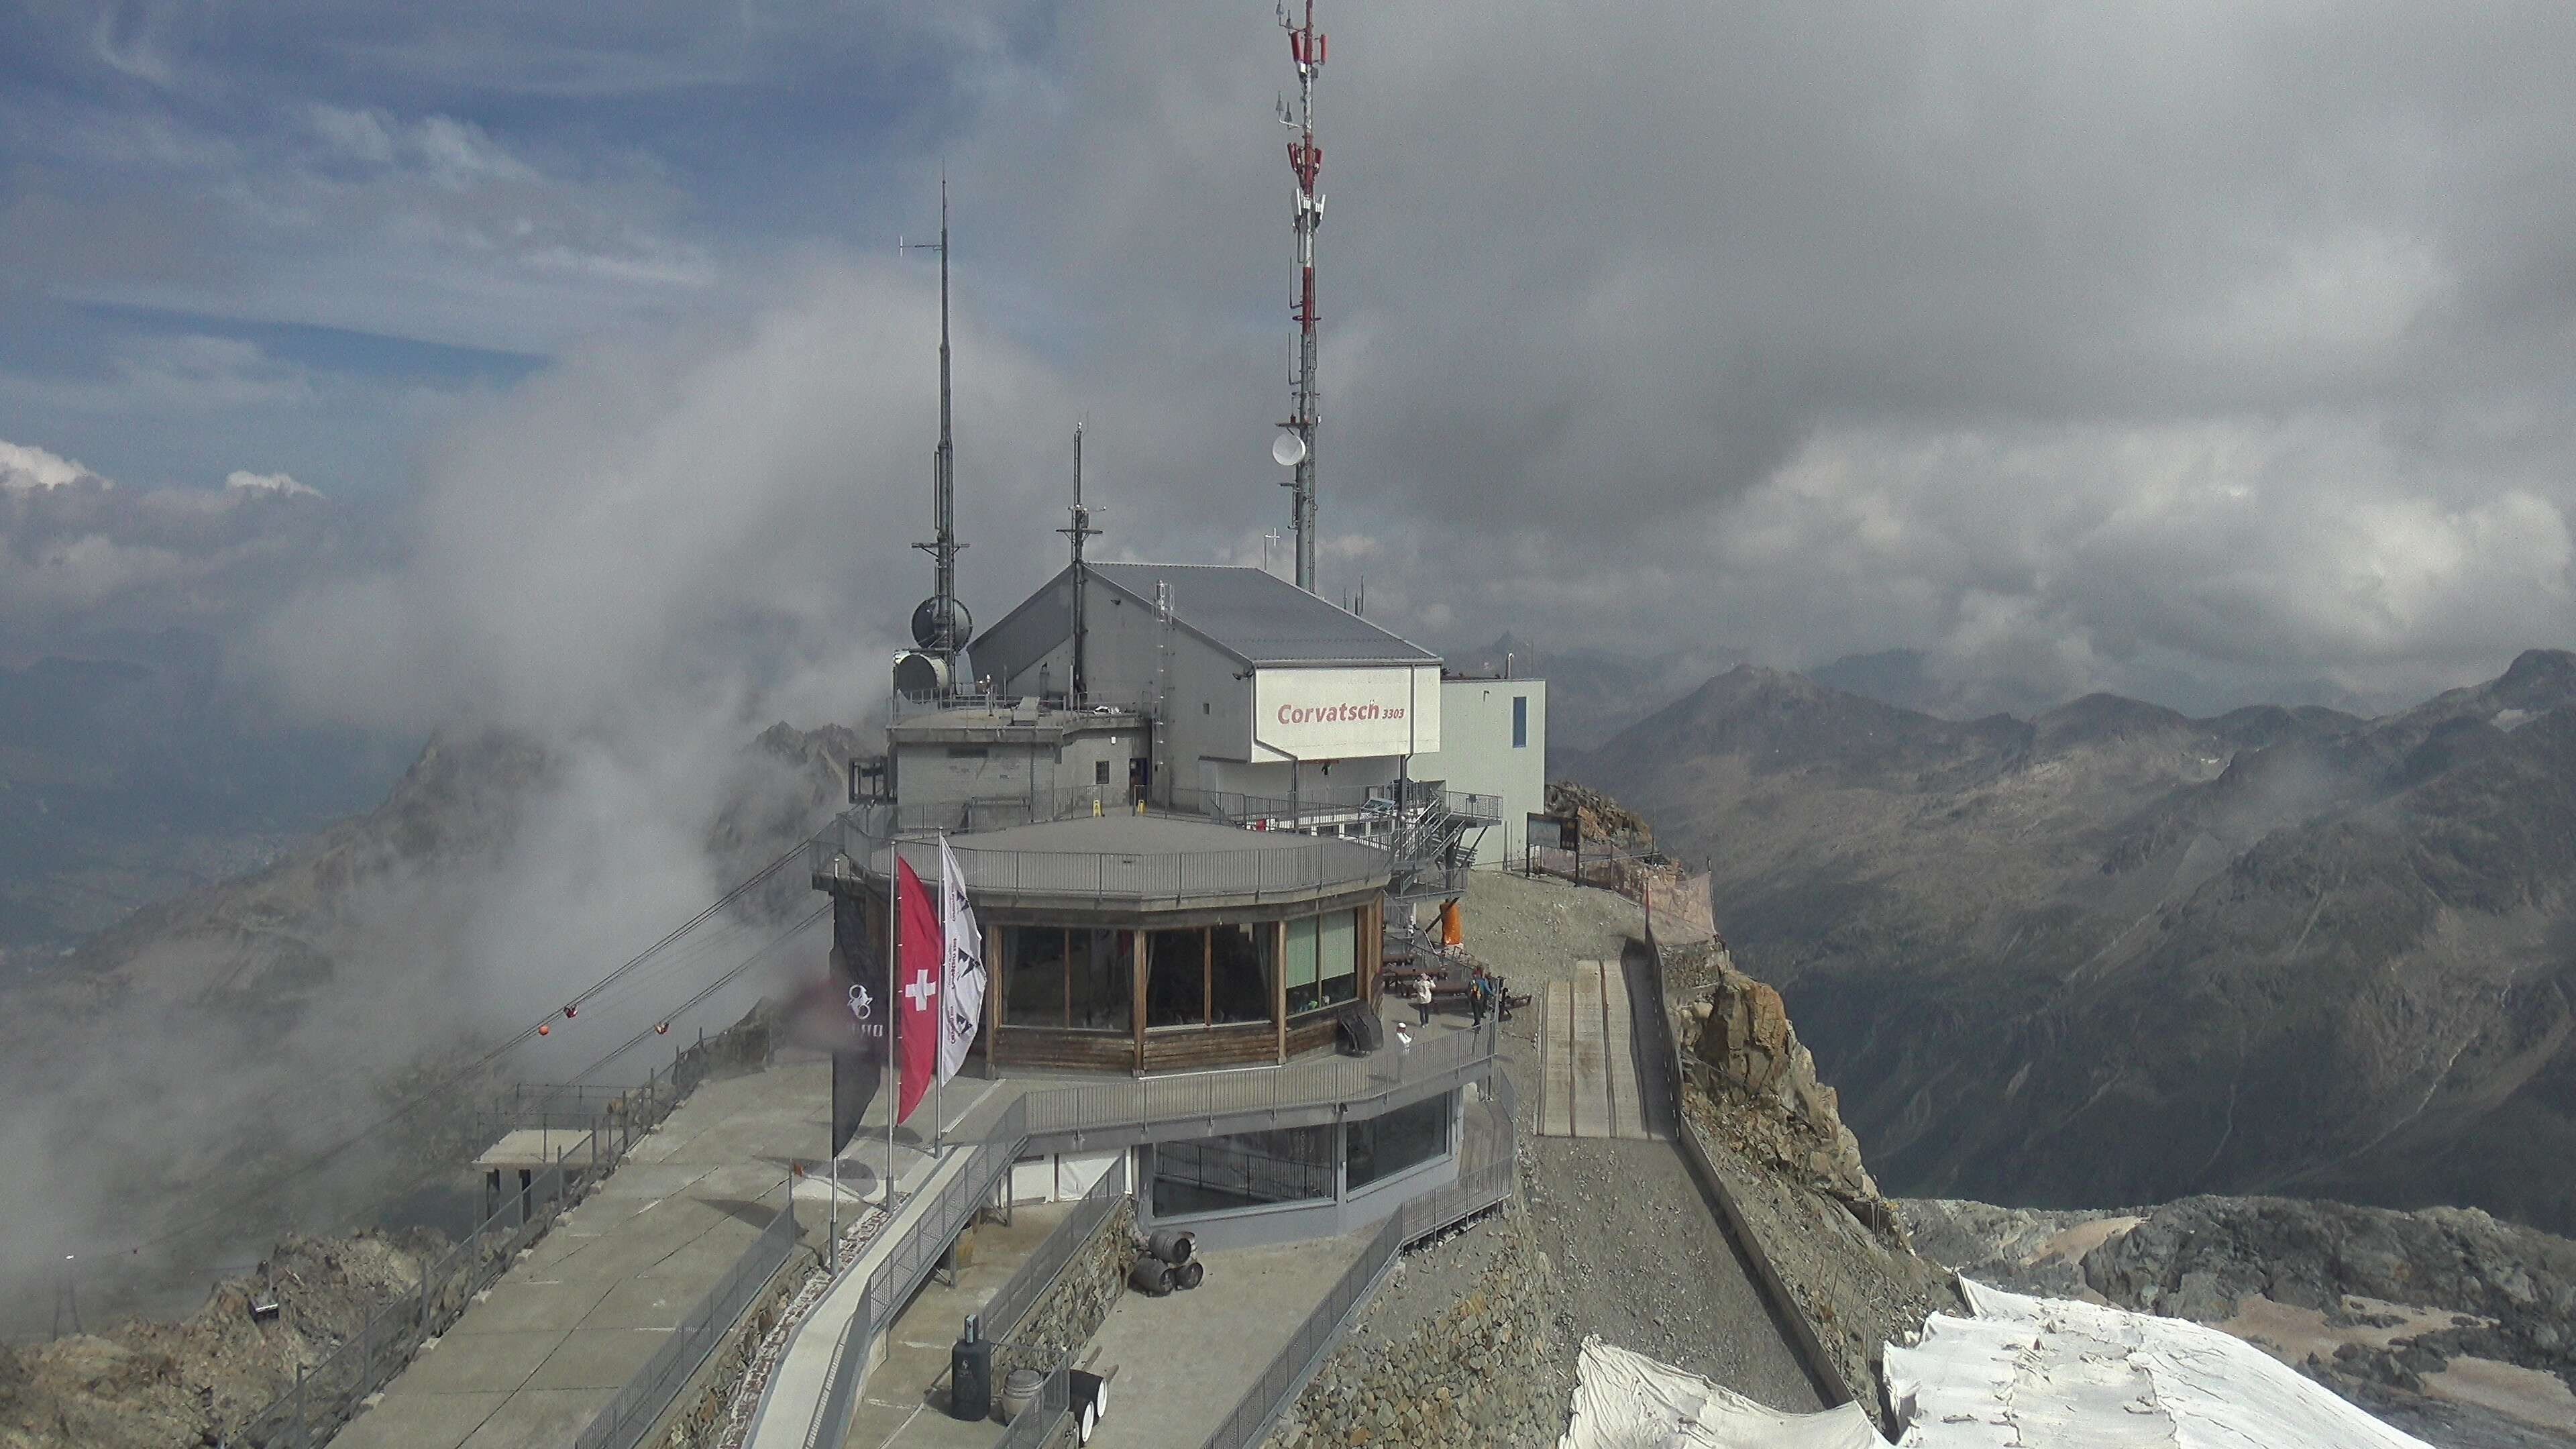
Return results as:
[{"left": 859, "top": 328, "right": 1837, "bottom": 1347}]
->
[
  {"left": 1277, "top": 0, "right": 1327, "bottom": 593},
  {"left": 906, "top": 176, "right": 966, "bottom": 663}
]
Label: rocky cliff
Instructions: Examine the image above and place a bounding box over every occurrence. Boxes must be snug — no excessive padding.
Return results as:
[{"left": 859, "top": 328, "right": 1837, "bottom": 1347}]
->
[
  {"left": 0, "top": 1229, "right": 446, "bottom": 1449},
  {"left": 1672, "top": 940, "right": 1961, "bottom": 1416}
]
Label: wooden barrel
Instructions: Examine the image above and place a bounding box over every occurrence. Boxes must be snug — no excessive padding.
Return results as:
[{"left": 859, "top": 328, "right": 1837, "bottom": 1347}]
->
[{"left": 1000, "top": 1368, "right": 1044, "bottom": 1423}]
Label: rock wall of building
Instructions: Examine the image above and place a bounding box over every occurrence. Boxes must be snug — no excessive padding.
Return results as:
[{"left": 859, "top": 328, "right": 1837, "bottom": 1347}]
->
[
  {"left": 655, "top": 1254, "right": 809, "bottom": 1448},
  {"left": 1260, "top": 1206, "right": 1569, "bottom": 1449},
  {"left": 996, "top": 1200, "right": 1138, "bottom": 1381}
]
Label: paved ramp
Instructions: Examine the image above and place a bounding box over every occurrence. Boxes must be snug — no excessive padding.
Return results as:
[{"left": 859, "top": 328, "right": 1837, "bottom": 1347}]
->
[{"left": 1537, "top": 959, "right": 1652, "bottom": 1140}]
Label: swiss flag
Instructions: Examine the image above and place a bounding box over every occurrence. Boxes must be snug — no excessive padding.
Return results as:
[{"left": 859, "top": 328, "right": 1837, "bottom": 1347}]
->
[{"left": 895, "top": 858, "right": 941, "bottom": 1124}]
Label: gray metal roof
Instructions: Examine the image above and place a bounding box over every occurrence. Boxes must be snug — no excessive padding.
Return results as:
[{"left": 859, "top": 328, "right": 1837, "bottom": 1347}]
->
[{"left": 1087, "top": 562, "right": 1438, "bottom": 667}]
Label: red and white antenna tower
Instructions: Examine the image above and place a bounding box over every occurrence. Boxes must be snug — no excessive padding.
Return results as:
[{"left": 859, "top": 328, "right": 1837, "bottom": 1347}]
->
[{"left": 1273, "top": 0, "right": 1327, "bottom": 593}]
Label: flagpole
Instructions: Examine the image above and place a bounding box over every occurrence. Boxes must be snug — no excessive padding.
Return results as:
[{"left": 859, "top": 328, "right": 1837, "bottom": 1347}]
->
[
  {"left": 885, "top": 836, "right": 898, "bottom": 1204},
  {"left": 934, "top": 831, "right": 945, "bottom": 1155}
]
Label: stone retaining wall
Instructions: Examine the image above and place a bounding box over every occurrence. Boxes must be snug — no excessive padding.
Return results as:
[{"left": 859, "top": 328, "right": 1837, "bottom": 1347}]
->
[
  {"left": 1260, "top": 1205, "right": 1568, "bottom": 1449},
  {"left": 997, "top": 1199, "right": 1138, "bottom": 1380},
  {"left": 651, "top": 1248, "right": 811, "bottom": 1448}
]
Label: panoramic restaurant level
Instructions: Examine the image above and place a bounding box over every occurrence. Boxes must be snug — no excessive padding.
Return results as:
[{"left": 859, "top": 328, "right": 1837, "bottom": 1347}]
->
[{"left": 812, "top": 809, "right": 1390, "bottom": 1074}]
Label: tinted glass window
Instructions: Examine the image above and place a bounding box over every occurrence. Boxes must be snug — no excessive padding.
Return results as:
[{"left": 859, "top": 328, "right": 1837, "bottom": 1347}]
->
[
  {"left": 1346, "top": 1094, "right": 1451, "bottom": 1190},
  {"left": 1212, "top": 923, "right": 1273, "bottom": 1024},
  {"left": 1145, "top": 928, "right": 1206, "bottom": 1027},
  {"left": 1153, "top": 1124, "right": 1335, "bottom": 1215},
  {"left": 1005, "top": 927, "right": 1065, "bottom": 1027},
  {"left": 1071, "top": 928, "right": 1132, "bottom": 1032}
]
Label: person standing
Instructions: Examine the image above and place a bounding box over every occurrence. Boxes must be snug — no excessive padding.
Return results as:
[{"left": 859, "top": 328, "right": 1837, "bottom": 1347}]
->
[
  {"left": 1468, "top": 969, "right": 1491, "bottom": 1034},
  {"left": 1409, "top": 973, "right": 1434, "bottom": 1028}
]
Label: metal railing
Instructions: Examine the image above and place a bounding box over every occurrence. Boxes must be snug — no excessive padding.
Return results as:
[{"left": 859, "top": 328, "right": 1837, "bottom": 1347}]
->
[
  {"left": 890, "top": 786, "right": 1126, "bottom": 835},
  {"left": 994, "top": 1349, "right": 1075, "bottom": 1449},
  {"left": 224, "top": 1013, "right": 773, "bottom": 1449},
  {"left": 982, "top": 1155, "right": 1129, "bottom": 1342},
  {"left": 574, "top": 1200, "right": 800, "bottom": 1449},
  {"left": 227, "top": 1161, "right": 594, "bottom": 1448},
  {"left": 1020, "top": 1021, "right": 1496, "bottom": 1146},
  {"left": 1195, "top": 784, "right": 1503, "bottom": 830},
  {"left": 1195, "top": 1149, "right": 1519, "bottom": 1449},
  {"left": 981, "top": 1158, "right": 1133, "bottom": 1449},
  {"left": 808, "top": 816, "right": 1389, "bottom": 908},
  {"left": 803, "top": 1097, "right": 1030, "bottom": 1449}
]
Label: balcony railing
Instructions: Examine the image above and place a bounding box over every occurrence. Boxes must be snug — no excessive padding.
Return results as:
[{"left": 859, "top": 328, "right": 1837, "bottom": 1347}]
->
[
  {"left": 808, "top": 812, "right": 1390, "bottom": 908},
  {"left": 1019, "top": 1019, "right": 1495, "bottom": 1146}
]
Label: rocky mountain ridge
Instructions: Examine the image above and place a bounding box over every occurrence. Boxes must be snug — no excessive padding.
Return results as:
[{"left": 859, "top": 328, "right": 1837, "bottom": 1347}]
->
[
  {"left": 0, "top": 719, "right": 861, "bottom": 1334},
  {"left": 1568, "top": 649, "right": 2576, "bottom": 1236}
]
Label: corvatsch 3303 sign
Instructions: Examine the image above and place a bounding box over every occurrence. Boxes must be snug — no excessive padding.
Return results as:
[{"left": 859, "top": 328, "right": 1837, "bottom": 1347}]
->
[{"left": 1251, "top": 665, "right": 1442, "bottom": 760}]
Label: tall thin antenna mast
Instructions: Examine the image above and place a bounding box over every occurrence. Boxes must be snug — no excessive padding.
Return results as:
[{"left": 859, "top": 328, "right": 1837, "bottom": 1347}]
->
[
  {"left": 1058, "top": 421, "right": 1103, "bottom": 702},
  {"left": 906, "top": 176, "right": 967, "bottom": 666},
  {"left": 1276, "top": 0, "right": 1327, "bottom": 594}
]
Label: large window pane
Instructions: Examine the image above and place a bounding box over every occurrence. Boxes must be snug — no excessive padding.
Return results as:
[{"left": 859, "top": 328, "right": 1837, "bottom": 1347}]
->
[
  {"left": 1145, "top": 928, "right": 1206, "bottom": 1028},
  {"left": 1005, "top": 926, "right": 1065, "bottom": 1027},
  {"left": 1346, "top": 1094, "right": 1451, "bottom": 1191},
  {"left": 1211, "top": 923, "right": 1272, "bottom": 1026},
  {"left": 1070, "top": 928, "right": 1133, "bottom": 1033},
  {"left": 1284, "top": 916, "right": 1322, "bottom": 1015},
  {"left": 1317, "top": 910, "right": 1358, "bottom": 1008},
  {"left": 1152, "top": 1125, "right": 1335, "bottom": 1216}
]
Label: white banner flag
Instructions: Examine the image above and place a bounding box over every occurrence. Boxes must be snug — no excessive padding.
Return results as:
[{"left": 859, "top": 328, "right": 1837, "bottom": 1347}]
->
[{"left": 936, "top": 836, "right": 987, "bottom": 1081}]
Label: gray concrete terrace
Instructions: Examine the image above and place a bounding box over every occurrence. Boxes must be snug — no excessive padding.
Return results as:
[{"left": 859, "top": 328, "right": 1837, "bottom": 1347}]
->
[
  {"left": 333, "top": 1063, "right": 849, "bottom": 1449},
  {"left": 335, "top": 993, "right": 1498, "bottom": 1449}
]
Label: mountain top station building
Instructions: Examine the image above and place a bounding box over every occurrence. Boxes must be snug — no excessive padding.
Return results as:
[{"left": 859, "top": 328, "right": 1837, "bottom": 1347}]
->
[{"left": 811, "top": 559, "right": 1546, "bottom": 1244}]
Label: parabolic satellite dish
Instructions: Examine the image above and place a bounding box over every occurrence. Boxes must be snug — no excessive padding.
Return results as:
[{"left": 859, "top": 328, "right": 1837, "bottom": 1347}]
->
[{"left": 1271, "top": 431, "right": 1308, "bottom": 467}]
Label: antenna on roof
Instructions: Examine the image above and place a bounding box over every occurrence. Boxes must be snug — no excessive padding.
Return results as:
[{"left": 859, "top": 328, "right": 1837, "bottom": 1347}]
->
[
  {"left": 904, "top": 172, "right": 970, "bottom": 667},
  {"left": 1059, "top": 419, "right": 1104, "bottom": 702},
  {"left": 1274, "top": 0, "right": 1328, "bottom": 595}
]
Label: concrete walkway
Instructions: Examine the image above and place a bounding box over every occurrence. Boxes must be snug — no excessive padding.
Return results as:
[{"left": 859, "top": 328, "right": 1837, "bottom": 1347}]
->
[
  {"left": 1079, "top": 1235, "right": 1371, "bottom": 1449},
  {"left": 839, "top": 1200, "right": 1074, "bottom": 1448},
  {"left": 741, "top": 1083, "right": 1011, "bottom": 1449},
  {"left": 335, "top": 1064, "right": 837, "bottom": 1449}
]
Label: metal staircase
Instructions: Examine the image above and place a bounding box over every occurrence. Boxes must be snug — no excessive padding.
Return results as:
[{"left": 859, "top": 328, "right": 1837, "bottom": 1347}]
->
[{"left": 1384, "top": 784, "right": 1499, "bottom": 902}]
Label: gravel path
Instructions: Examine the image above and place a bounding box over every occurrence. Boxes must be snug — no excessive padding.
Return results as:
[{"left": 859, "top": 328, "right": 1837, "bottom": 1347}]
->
[
  {"left": 1452, "top": 869, "right": 1823, "bottom": 1411},
  {"left": 1517, "top": 1130, "right": 1823, "bottom": 1413}
]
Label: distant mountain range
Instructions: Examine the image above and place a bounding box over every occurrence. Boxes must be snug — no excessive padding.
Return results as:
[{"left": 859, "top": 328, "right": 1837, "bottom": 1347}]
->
[
  {"left": 0, "top": 631, "right": 415, "bottom": 957},
  {"left": 1568, "top": 649, "right": 2576, "bottom": 1236}
]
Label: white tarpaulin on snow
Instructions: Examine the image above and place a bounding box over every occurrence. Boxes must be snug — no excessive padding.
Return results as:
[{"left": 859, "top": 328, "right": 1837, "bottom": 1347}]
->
[
  {"left": 1556, "top": 1281, "right": 2436, "bottom": 1449},
  {"left": 1884, "top": 1280, "right": 2435, "bottom": 1449},
  {"left": 1556, "top": 1337, "right": 1885, "bottom": 1449}
]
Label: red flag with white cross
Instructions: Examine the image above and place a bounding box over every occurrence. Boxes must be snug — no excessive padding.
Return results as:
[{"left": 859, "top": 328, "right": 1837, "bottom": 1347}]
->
[{"left": 895, "top": 857, "right": 941, "bottom": 1124}]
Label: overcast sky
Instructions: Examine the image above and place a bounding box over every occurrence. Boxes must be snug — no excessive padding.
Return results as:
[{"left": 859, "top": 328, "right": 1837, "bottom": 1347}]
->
[{"left": 4, "top": 0, "right": 2575, "bottom": 723}]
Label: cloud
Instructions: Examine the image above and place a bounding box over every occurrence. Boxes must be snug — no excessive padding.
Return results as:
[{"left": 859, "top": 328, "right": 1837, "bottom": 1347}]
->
[
  {"left": 9, "top": 0, "right": 2576, "bottom": 717},
  {"left": 225, "top": 469, "right": 320, "bottom": 498},
  {"left": 254, "top": 258, "right": 1078, "bottom": 737},
  {"left": 0, "top": 439, "right": 353, "bottom": 648},
  {"left": 0, "top": 439, "right": 103, "bottom": 491}
]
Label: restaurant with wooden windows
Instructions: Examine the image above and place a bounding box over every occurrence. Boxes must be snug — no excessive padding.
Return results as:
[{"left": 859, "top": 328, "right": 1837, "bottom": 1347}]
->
[{"left": 814, "top": 812, "right": 1388, "bottom": 1074}]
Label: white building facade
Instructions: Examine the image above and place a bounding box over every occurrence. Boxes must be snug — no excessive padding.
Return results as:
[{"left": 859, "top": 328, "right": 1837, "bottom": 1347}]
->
[
  {"left": 971, "top": 563, "right": 1443, "bottom": 812},
  {"left": 1405, "top": 676, "right": 1548, "bottom": 865}
]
